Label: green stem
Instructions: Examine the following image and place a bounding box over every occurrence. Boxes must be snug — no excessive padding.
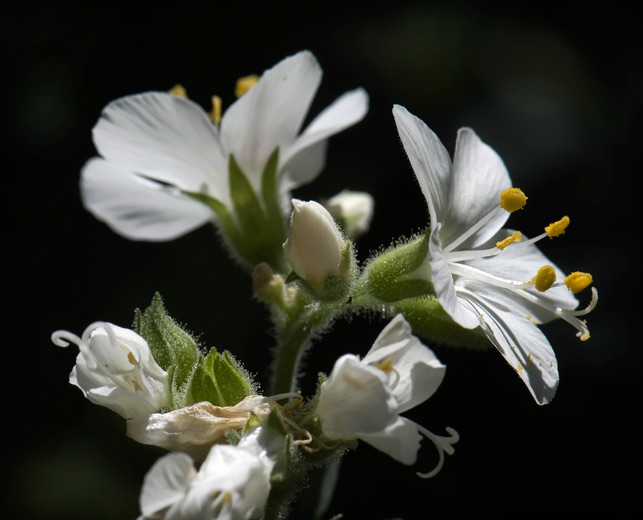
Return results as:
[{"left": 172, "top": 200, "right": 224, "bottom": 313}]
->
[{"left": 270, "top": 305, "right": 334, "bottom": 395}]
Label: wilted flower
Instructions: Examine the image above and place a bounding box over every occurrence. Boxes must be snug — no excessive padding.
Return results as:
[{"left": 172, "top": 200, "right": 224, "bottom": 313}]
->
[
  {"left": 315, "top": 314, "right": 458, "bottom": 478},
  {"left": 52, "top": 322, "right": 170, "bottom": 418}
]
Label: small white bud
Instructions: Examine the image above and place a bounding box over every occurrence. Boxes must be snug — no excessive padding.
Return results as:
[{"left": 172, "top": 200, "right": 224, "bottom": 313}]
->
[
  {"left": 283, "top": 199, "right": 345, "bottom": 290},
  {"left": 325, "top": 189, "right": 374, "bottom": 238}
]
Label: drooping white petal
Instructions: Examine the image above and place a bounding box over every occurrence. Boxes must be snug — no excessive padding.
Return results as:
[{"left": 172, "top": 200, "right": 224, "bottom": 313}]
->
[
  {"left": 92, "top": 92, "right": 228, "bottom": 199},
  {"left": 459, "top": 289, "right": 559, "bottom": 405},
  {"left": 363, "top": 314, "right": 446, "bottom": 413},
  {"left": 139, "top": 452, "right": 197, "bottom": 518},
  {"left": 357, "top": 416, "right": 422, "bottom": 465},
  {"left": 281, "top": 87, "right": 369, "bottom": 186},
  {"left": 81, "top": 158, "right": 214, "bottom": 241},
  {"left": 392, "top": 105, "right": 452, "bottom": 226},
  {"left": 221, "top": 50, "right": 322, "bottom": 186},
  {"left": 315, "top": 355, "right": 397, "bottom": 439},
  {"left": 428, "top": 225, "right": 481, "bottom": 329},
  {"left": 443, "top": 128, "right": 512, "bottom": 248}
]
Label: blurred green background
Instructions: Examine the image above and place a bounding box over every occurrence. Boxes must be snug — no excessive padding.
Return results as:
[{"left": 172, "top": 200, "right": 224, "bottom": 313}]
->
[{"left": 4, "top": 2, "right": 639, "bottom": 518}]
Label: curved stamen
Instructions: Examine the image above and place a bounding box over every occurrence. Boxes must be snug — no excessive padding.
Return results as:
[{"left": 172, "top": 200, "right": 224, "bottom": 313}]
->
[{"left": 414, "top": 424, "right": 459, "bottom": 479}]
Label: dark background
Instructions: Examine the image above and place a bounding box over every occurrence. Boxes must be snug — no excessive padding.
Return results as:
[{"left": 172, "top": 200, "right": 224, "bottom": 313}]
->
[{"left": 4, "top": 2, "right": 639, "bottom": 518}]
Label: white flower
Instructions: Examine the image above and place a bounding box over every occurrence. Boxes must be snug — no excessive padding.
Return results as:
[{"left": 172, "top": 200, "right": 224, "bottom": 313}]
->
[
  {"left": 80, "top": 50, "right": 368, "bottom": 242},
  {"left": 51, "top": 322, "right": 170, "bottom": 418},
  {"left": 283, "top": 199, "right": 345, "bottom": 289},
  {"left": 392, "top": 104, "right": 598, "bottom": 405},
  {"left": 138, "top": 432, "right": 274, "bottom": 520},
  {"left": 324, "top": 189, "right": 374, "bottom": 238},
  {"left": 315, "top": 314, "right": 458, "bottom": 478}
]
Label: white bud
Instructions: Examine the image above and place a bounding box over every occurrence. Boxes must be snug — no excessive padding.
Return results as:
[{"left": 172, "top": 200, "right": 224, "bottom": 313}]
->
[
  {"left": 325, "top": 189, "right": 374, "bottom": 238},
  {"left": 283, "top": 199, "right": 345, "bottom": 290}
]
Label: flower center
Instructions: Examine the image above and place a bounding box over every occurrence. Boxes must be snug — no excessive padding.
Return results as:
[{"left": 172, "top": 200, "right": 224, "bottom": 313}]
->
[{"left": 443, "top": 188, "right": 597, "bottom": 341}]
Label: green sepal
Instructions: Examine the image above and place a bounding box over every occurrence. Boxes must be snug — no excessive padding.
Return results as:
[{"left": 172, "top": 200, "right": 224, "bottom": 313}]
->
[
  {"left": 135, "top": 293, "right": 202, "bottom": 409},
  {"left": 358, "top": 232, "right": 435, "bottom": 303}
]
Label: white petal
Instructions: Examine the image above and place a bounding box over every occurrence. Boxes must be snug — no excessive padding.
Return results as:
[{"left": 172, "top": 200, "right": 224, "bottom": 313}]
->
[
  {"left": 81, "top": 158, "right": 214, "bottom": 241},
  {"left": 139, "top": 452, "right": 196, "bottom": 517},
  {"left": 392, "top": 105, "right": 452, "bottom": 226},
  {"left": 357, "top": 416, "right": 421, "bottom": 465},
  {"left": 363, "top": 314, "right": 446, "bottom": 413},
  {"left": 460, "top": 290, "right": 559, "bottom": 405},
  {"left": 221, "top": 50, "right": 322, "bottom": 185},
  {"left": 281, "top": 87, "right": 369, "bottom": 186},
  {"left": 316, "top": 355, "right": 396, "bottom": 439},
  {"left": 442, "top": 128, "right": 512, "bottom": 248},
  {"left": 92, "top": 92, "right": 228, "bottom": 199},
  {"left": 429, "top": 226, "right": 480, "bottom": 329}
]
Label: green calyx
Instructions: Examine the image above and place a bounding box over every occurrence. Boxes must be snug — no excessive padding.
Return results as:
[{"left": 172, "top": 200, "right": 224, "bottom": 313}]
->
[
  {"left": 356, "top": 232, "right": 435, "bottom": 303},
  {"left": 135, "top": 293, "right": 256, "bottom": 410},
  {"left": 186, "top": 148, "right": 288, "bottom": 272}
]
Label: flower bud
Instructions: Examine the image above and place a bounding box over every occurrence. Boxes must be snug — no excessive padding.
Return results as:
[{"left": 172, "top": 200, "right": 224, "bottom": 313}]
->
[
  {"left": 283, "top": 199, "right": 346, "bottom": 291},
  {"left": 324, "top": 189, "right": 374, "bottom": 239}
]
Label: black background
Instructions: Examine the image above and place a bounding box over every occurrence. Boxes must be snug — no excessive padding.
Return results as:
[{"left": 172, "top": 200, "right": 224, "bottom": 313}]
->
[{"left": 4, "top": 2, "right": 639, "bottom": 518}]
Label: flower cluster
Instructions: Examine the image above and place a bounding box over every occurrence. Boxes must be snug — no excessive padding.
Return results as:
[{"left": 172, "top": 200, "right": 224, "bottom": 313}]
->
[{"left": 52, "top": 49, "right": 597, "bottom": 519}]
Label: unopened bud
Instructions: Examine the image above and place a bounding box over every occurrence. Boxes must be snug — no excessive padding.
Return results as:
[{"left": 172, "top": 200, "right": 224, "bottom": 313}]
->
[
  {"left": 283, "top": 199, "right": 345, "bottom": 290},
  {"left": 324, "top": 190, "right": 374, "bottom": 239}
]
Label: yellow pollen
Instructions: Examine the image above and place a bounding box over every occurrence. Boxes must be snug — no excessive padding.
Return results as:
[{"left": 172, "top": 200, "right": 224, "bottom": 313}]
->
[
  {"left": 169, "top": 84, "right": 187, "bottom": 97},
  {"left": 545, "top": 215, "right": 570, "bottom": 238},
  {"left": 235, "top": 74, "right": 259, "bottom": 98},
  {"left": 500, "top": 187, "right": 528, "bottom": 212},
  {"left": 376, "top": 358, "right": 394, "bottom": 373},
  {"left": 496, "top": 231, "right": 523, "bottom": 250},
  {"left": 210, "top": 95, "right": 222, "bottom": 124},
  {"left": 532, "top": 265, "right": 556, "bottom": 292},
  {"left": 565, "top": 271, "right": 593, "bottom": 293}
]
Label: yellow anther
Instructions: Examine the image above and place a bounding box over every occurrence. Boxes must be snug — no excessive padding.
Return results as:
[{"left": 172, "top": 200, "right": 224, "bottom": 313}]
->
[
  {"left": 500, "top": 188, "right": 528, "bottom": 213},
  {"left": 169, "top": 84, "right": 187, "bottom": 97},
  {"left": 376, "top": 358, "right": 393, "bottom": 373},
  {"left": 532, "top": 265, "right": 556, "bottom": 292},
  {"left": 496, "top": 231, "right": 523, "bottom": 250},
  {"left": 210, "top": 95, "right": 222, "bottom": 124},
  {"left": 235, "top": 74, "right": 259, "bottom": 98},
  {"left": 545, "top": 215, "right": 570, "bottom": 238},
  {"left": 565, "top": 272, "right": 593, "bottom": 293},
  {"left": 127, "top": 351, "right": 139, "bottom": 365}
]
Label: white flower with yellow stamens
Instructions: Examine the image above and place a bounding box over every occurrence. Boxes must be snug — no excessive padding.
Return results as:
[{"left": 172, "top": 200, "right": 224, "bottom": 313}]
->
[
  {"left": 80, "top": 50, "right": 368, "bottom": 249},
  {"left": 392, "top": 104, "right": 598, "bottom": 405}
]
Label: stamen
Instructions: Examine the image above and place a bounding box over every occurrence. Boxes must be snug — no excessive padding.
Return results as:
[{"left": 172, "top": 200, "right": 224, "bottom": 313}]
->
[
  {"left": 376, "top": 358, "right": 393, "bottom": 372},
  {"left": 500, "top": 188, "right": 528, "bottom": 213},
  {"left": 532, "top": 265, "right": 556, "bottom": 292},
  {"left": 234, "top": 75, "right": 259, "bottom": 97},
  {"left": 415, "top": 425, "right": 459, "bottom": 479},
  {"left": 210, "top": 95, "right": 222, "bottom": 124},
  {"left": 565, "top": 272, "right": 593, "bottom": 293},
  {"left": 496, "top": 231, "right": 523, "bottom": 250},
  {"left": 545, "top": 216, "right": 570, "bottom": 238},
  {"left": 169, "top": 84, "right": 187, "bottom": 97}
]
